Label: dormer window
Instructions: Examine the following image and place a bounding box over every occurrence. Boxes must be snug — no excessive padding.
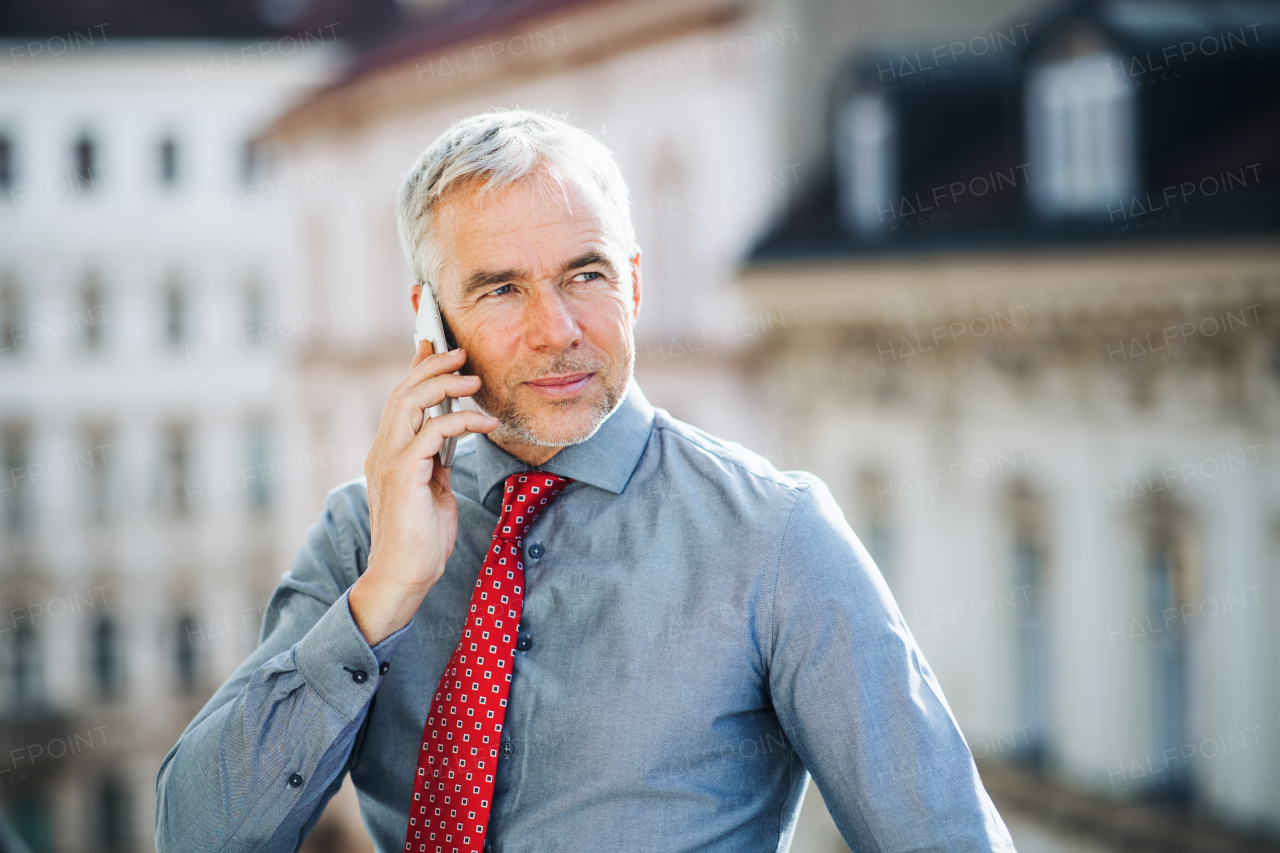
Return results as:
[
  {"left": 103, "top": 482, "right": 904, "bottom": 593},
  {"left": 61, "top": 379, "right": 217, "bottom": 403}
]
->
[
  {"left": 1026, "top": 46, "right": 1136, "bottom": 219},
  {"left": 159, "top": 136, "right": 179, "bottom": 187},
  {"left": 0, "top": 133, "right": 13, "bottom": 191},
  {"left": 74, "top": 133, "right": 99, "bottom": 190},
  {"left": 164, "top": 275, "right": 186, "bottom": 347},
  {"left": 836, "top": 94, "right": 897, "bottom": 237}
]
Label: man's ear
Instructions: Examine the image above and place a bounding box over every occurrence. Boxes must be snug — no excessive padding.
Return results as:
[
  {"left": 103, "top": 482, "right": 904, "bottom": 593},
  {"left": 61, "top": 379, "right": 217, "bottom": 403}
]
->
[
  {"left": 410, "top": 283, "right": 422, "bottom": 315},
  {"left": 628, "top": 251, "right": 642, "bottom": 324}
]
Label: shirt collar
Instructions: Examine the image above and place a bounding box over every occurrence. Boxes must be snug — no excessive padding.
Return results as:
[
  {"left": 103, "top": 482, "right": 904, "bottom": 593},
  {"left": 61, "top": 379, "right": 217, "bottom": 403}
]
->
[{"left": 473, "top": 377, "right": 655, "bottom": 512}]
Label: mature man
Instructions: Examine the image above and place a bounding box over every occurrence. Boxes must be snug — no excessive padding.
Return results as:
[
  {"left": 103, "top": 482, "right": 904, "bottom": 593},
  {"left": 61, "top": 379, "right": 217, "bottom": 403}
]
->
[{"left": 156, "top": 110, "right": 1015, "bottom": 853}]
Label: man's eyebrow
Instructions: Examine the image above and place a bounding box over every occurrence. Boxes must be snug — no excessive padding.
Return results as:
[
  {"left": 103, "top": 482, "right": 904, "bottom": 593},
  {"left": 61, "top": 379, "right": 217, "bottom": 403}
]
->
[
  {"left": 460, "top": 268, "right": 528, "bottom": 298},
  {"left": 561, "top": 251, "right": 617, "bottom": 275},
  {"left": 459, "top": 251, "right": 617, "bottom": 298}
]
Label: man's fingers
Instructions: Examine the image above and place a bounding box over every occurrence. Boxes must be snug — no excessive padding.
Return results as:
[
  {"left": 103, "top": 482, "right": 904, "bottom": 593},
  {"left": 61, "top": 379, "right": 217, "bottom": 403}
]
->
[
  {"left": 393, "top": 373, "right": 483, "bottom": 434},
  {"left": 396, "top": 346, "right": 467, "bottom": 396},
  {"left": 408, "top": 338, "right": 435, "bottom": 370},
  {"left": 401, "top": 372, "right": 481, "bottom": 408},
  {"left": 408, "top": 409, "right": 499, "bottom": 458}
]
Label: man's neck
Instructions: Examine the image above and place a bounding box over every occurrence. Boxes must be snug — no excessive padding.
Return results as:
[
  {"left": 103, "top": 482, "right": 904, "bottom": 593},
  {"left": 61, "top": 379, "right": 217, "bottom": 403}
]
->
[{"left": 489, "top": 433, "right": 564, "bottom": 468}]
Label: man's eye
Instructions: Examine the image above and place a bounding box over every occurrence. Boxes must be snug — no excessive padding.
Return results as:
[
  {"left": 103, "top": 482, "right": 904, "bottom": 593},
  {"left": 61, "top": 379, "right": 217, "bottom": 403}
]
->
[
  {"left": 487, "top": 284, "right": 514, "bottom": 297},
  {"left": 573, "top": 271, "right": 601, "bottom": 282}
]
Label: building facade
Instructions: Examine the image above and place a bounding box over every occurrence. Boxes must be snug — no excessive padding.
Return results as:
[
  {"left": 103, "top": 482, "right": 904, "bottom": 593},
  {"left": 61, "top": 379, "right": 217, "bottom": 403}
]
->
[
  {"left": 0, "top": 35, "right": 346, "bottom": 852},
  {"left": 742, "top": 0, "right": 1280, "bottom": 842},
  {"left": 262, "top": 0, "right": 1280, "bottom": 850},
  {"left": 5, "top": 0, "right": 1274, "bottom": 851}
]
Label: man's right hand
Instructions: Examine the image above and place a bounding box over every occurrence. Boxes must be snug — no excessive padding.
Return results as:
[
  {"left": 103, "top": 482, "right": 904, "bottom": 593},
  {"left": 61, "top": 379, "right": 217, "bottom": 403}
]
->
[{"left": 349, "top": 344, "right": 499, "bottom": 645}]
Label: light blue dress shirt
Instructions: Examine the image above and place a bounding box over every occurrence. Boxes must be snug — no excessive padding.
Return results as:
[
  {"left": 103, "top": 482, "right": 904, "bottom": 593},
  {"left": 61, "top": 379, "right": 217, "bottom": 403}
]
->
[{"left": 155, "top": 379, "right": 1016, "bottom": 852}]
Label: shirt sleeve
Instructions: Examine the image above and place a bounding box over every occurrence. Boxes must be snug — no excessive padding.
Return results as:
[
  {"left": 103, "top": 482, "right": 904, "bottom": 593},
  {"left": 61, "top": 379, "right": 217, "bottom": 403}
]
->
[
  {"left": 766, "top": 480, "right": 1017, "bottom": 852},
  {"left": 154, "top": 484, "right": 411, "bottom": 853}
]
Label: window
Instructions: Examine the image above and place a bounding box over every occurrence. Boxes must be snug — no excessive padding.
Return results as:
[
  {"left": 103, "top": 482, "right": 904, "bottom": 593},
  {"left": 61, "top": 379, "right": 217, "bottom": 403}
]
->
[
  {"left": 836, "top": 94, "right": 897, "bottom": 237},
  {"left": 163, "top": 424, "right": 193, "bottom": 516},
  {"left": 2, "top": 421, "right": 32, "bottom": 533},
  {"left": 158, "top": 136, "right": 179, "bottom": 186},
  {"left": 240, "top": 138, "right": 261, "bottom": 186},
  {"left": 95, "top": 776, "right": 131, "bottom": 853},
  {"left": 0, "top": 133, "right": 13, "bottom": 192},
  {"left": 7, "top": 792, "right": 54, "bottom": 853},
  {"left": 1026, "top": 50, "right": 1137, "bottom": 218},
  {"left": 9, "top": 624, "right": 43, "bottom": 715},
  {"left": 175, "top": 612, "right": 200, "bottom": 694},
  {"left": 81, "top": 273, "right": 106, "bottom": 350},
  {"left": 1142, "top": 513, "right": 1197, "bottom": 804},
  {"left": 83, "top": 423, "right": 114, "bottom": 523},
  {"left": 90, "top": 614, "right": 124, "bottom": 701},
  {"left": 244, "top": 279, "right": 266, "bottom": 345},
  {"left": 856, "top": 469, "right": 896, "bottom": 589},
  {"left": 74, "top": 133, "right": 98, "bottom": 190},
  {"left": 91, "top": 614, "right": 124, "bottom": 699},
  {"left": 246, "top": 422, "right": 271, "bottom": 510},
  {"left": 1007, "top": 480, "right": 1049, "bottom": 765},
  {"left": 1, "top": 271, "right": 23, "bottom": 356},
  {"left": 164, "top": 277, "right": 186, "bottom": 347}
]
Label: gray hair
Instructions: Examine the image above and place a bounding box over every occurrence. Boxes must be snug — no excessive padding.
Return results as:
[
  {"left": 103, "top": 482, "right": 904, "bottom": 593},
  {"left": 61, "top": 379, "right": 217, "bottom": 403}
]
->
[{"left": 396, "top": 109, "right": 637, "bottom": 301}]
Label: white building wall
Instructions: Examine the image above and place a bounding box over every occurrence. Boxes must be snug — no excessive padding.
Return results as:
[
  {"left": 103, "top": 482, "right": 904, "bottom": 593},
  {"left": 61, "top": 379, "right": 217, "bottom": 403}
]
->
[
  {"left": 741, "top": 255, "right": 1280, "bottom": 837},
  {"left": 0, "top": 39, "right": 338, "bottom": 852}
]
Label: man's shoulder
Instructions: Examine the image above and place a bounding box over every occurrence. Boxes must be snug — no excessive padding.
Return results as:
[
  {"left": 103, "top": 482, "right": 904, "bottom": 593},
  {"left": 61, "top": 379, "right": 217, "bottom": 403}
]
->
[
  {"left": 648, "top": 408, "right": 819, "bottom": 498},
  {"left": 321, "top": 475, "right": 371, "bottom": 533}
]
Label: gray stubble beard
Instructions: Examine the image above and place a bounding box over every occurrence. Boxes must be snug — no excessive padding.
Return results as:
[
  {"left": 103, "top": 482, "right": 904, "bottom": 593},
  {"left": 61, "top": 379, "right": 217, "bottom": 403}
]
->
[{"left": 471, "top": 334, "right": 634, "bottom": 449}]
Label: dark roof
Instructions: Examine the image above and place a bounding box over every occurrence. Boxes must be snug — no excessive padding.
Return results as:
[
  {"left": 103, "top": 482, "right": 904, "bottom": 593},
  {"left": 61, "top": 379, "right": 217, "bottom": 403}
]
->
[
  {"left": 331, "top": 0, "right": 612, "bottom": 86},
  {"left": 0, "top": 0, "right": 400, "bottom": 43},
  {"left": 1100, "top": 0, "right": 1280, "bottom": 43},
  {"left": 0, "top": 0, "right": 614, "bottom": 69},
  {"left": 262, "top": 0, "right": 690, "bottom": 143},
  {"left": 749, "top": 0, "right": 1280, "bottom": 264}
]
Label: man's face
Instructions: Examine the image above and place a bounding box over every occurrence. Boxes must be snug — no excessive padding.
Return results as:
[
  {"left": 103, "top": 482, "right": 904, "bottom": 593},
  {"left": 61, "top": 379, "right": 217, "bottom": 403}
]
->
[{"left": 426, "top": 171, "right": 640, "bottom": 455}]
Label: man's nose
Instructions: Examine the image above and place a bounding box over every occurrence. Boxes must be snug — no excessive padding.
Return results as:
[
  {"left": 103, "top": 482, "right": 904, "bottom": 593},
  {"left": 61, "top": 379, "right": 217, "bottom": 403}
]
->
[{"left": 523, "top": 287, "right": 581, "bottom": 350}]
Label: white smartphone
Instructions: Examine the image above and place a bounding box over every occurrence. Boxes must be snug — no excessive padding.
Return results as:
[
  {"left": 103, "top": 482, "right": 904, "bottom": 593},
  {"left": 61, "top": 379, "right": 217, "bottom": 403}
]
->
[{"left": 413, "top": 284, "right": 458, "bottom": 468}]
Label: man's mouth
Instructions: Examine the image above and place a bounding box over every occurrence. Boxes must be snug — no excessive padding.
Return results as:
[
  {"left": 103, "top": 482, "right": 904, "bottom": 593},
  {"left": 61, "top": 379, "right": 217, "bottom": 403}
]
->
[{"left": 523, "top": 372, "right": 594, "bottom": 399}]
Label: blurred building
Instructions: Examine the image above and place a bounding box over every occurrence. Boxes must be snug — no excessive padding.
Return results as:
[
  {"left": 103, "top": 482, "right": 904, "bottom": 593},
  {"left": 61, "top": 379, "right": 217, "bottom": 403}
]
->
[
  {"left": 0, "top": 3, "right": 394, "bottom": 850},
  {"left": 3, "top": 0, "right": 1278, "bottom": 852},
  {"left": 743, "top": 0, "right": 1280, "bottom": 844},
  {"left": 263, "top": 0, "right": 1280, "bottom": 850}
]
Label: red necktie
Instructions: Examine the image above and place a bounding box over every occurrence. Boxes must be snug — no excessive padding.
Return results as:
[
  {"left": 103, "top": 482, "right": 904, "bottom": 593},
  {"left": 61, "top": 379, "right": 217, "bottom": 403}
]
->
[{"left": 405, "top": 471, "right": 571, "bottom": 853}]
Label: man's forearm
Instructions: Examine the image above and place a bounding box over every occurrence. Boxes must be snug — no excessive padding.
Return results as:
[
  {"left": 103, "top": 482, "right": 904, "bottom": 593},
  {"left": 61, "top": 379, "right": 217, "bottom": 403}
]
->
[{"left": 155, "top": 589, "right": 407, "bottom": 852}]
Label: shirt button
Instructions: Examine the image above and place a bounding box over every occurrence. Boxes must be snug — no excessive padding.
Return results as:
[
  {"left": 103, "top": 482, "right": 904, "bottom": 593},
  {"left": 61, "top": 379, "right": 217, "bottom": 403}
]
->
[
  {"left": 288, "top": 773, "right": 303, "bottom": 788},
  {"left": 379, "top": 662, "right": 391, "bottom": 675},
  {"left": 500, "top": 738, "right": 513, "bottom": 757},
  {"left": 349, "top": 669, "right": 368, "bottom": 684},
  {"left": 528, "top": 542, "right": 544, "bottom": 559},
  {"left": 515, "top": 636, "right": 532, "bottom": 652}
]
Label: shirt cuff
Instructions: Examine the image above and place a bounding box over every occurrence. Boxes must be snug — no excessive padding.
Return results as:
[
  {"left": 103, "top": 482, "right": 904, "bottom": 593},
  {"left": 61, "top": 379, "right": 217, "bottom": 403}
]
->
[{"left": 292, "top": 589, "right": 413, "bottom": 721}]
